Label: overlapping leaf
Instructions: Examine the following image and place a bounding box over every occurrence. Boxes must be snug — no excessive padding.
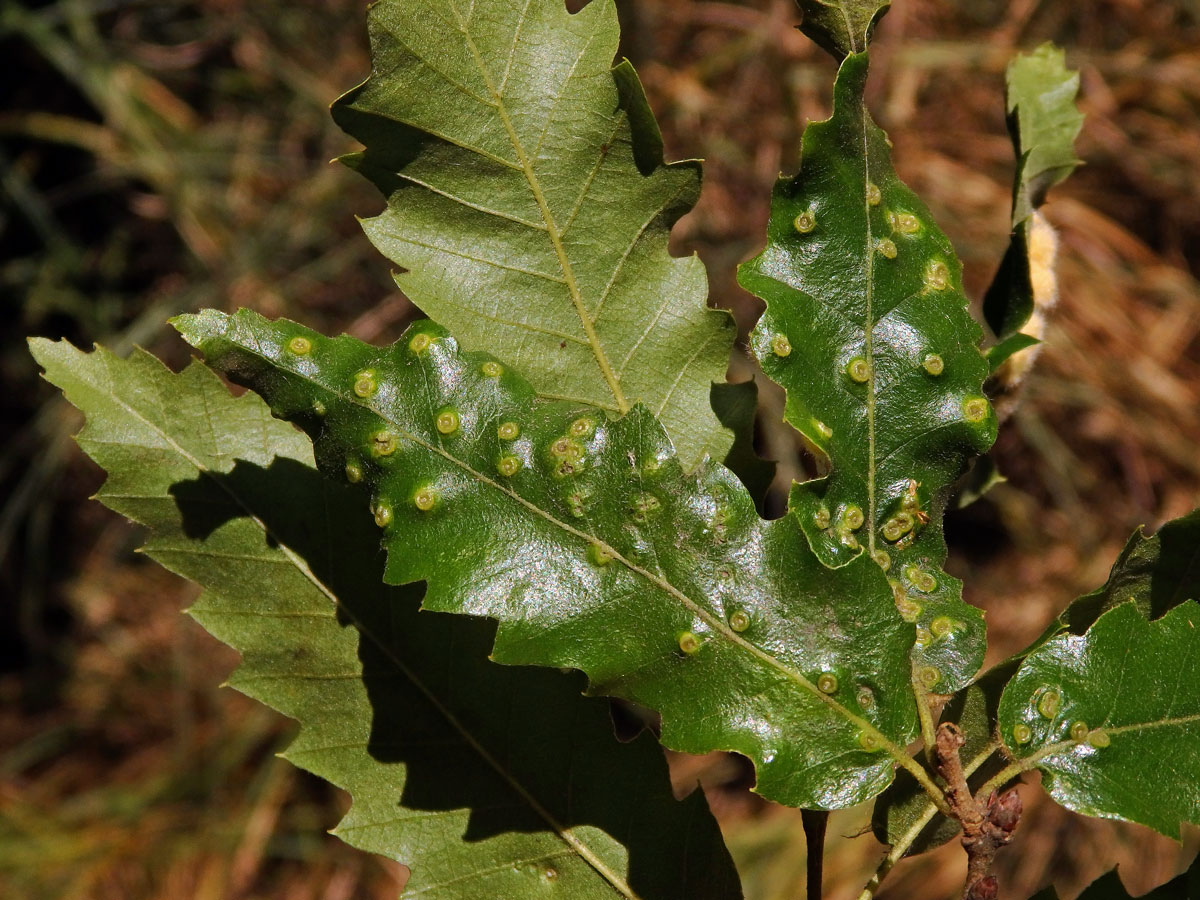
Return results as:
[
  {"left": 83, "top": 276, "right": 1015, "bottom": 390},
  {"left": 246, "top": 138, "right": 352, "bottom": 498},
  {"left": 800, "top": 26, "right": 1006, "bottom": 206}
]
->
[
  {"left": 30, "top": 338, "right": 743, "bottom": 899},
  {"left": 998, "top": 601, "right": 1200, "bottom": 837},
  {"left": 332, "top": 0, "right": 736, "bottom": 472},
  {"left": 984, "top": 43, "right": 1083, "bottom": 344},
  {"left": 875, "top": 509, "right": 1200, "bottom": 855},
  {"left": 738, "top": 53, "right": 995, "bottom": 692},
  {"left": 175, "top": 308, "right": 927, "bottom": 811}
]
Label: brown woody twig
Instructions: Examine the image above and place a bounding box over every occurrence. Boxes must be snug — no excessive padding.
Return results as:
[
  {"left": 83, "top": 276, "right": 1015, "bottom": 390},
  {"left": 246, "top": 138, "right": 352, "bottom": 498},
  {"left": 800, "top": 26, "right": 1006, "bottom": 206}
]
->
[{"left": 935, "top": 723, "right": 1023, "bottom": 900}]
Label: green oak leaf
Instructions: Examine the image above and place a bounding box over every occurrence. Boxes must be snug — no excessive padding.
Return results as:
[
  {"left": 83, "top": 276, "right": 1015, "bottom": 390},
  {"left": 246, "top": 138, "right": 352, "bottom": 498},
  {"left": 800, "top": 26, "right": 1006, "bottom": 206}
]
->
[
  {"left": 999, "top": 601, "right": 1200, "bottom": 838},
  {"left": 30, "top": 337, "right": 743, "bottom": 899},
  {"left": 738, "top": 52, "right": 995, "bottom": 692},
  {"left": 331, "top": 0, "right": 736, "bottom": 472},
  {"left": 796, "top": 0, "right": 892, "bottom": 61},
  {"left": 176, "top": 308, "right": 929, "bottom": 812},
  {"left": 875, "top": 508, "right": 1200, "bottom": 856},
  {"left": 1004, "top": 43, "right": 1084, "bottom": 228},
  {"left": 984, "top": 43, "right": 1083, "bottom": 340}
]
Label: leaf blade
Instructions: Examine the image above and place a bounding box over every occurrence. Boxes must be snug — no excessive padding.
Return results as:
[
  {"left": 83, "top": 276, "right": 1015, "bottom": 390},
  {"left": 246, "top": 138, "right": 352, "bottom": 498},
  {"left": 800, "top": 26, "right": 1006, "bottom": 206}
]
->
[
  {"left": 176, "top": 308, "right": 926, "bottom": 811},
  {"left": 333, "top": 0, "right": 736, "bottom": 471},
  {"left": 30, "top": 337, "right": 743, "bottom": 899},
  {"left": 999, "top": 601, "right": 1200, "bottom": 838},
  {"left": 737, "top": 53, "right": 994, "bottom": 691}
]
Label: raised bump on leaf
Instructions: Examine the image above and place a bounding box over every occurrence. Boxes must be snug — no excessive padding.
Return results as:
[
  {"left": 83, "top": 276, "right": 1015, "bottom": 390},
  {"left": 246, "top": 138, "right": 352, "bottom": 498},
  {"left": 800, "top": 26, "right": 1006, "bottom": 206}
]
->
[{"left": 738, "top": 51, "right": 993, "bottom": 691}]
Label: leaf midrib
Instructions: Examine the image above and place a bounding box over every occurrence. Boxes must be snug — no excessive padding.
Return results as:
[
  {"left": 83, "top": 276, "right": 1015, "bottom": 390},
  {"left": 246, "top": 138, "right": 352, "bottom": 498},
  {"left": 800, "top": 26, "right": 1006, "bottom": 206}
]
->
[
  {"left": 445, "top": 0, "right": 631, "bottom": 415},
  {"left": 86, "top": 350, "right": 641, "bottom": 900}
]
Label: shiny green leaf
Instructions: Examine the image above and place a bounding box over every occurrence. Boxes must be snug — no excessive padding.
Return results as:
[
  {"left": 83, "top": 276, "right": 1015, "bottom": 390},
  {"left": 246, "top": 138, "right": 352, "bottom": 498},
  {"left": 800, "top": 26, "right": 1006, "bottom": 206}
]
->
[
  {"left": 176, "top": 308, "right": 927, "bottom": 811},
  {"left": 738, "top": 52, "right": 995, "bottom": 691},
  {"left": 876, "top": 509, "right": 1200, "bottom": 856},
  {"left": 30, "top": 337, "right": 743, "bottom": 899},
  {"left": 998, "top": 601, "right": 1200, "bottom": 837},
  {"left": 332, "top": 0, "right": 736, "bottom": 472}
]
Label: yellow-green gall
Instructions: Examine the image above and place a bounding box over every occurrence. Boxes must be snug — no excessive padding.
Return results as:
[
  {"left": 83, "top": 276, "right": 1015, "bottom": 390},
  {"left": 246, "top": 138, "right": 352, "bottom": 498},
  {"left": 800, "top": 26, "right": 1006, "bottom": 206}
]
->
[
  {"left": 817, "top": 673, "right": 839, "bottom": 694},
  {"left": 904, "top": 565, "right": 937, "bottom": 593},
  {"left": 587, "top": 542, "right": 614, "bottom": 567},
  {"left": 678, "top": 631, "right": 701, "bottom": 655},
  {"left": 497, "top": 455, "right": 521, "bottom": 477},
  {"left": 435, "top": 409, "right": 460, "bottom": 435},
  {"left": 729, "top": 610, "right": 751, "bottom": 633},
  {"left": 287, "top": 335, "right": 312, "bottom": 355},
  {"left": 408, "top": 332, "right": 432, "bottom": 353},
  {"left": 872, "top": 549, "right": 892, "bottom": 571},
  {"left": 481, "top": 361, "right": 503, "bottom": 378},
  {"left": 859, "top": 731, "right": 882, "bottom": 751},
  {"left": 569, "top": 417, "right": 595, "bottom": 438},
  {"left": 891, "top": 211, "right": 920, "bottom": 234},
  {"left": 771, "top": 334, "right": 792, "bottom": 357},
  {"left": 925, "top": 260, "right": 950, "bottom": 291},
  {"left": 814, "top": 506, "right": 832, "bottom": 529},
  {"left": 881, "top": 513, "right": 915, "bottom": 543},
  {"left": 1012, "top": 723, "right": 1033, "bottom": 745},
  {"left": 413, "top": 486, "right": 437, "bottom": 512},
  {"left": 842, "top": 504, "right": 865, "bottom": 530},
  {"left": 1069, "top": 720, "right": 1090, "bottom": 742},
  {"left": 1037, "top": 689, "right": 1061, "bottom": 720},
  {"left": 930, "top": 616, "right": 957, "bottom": 638},
  {"left": 922, "top": 353, "right": 945, "bottom": 376},
  {"left": 846, "top": 356, "right": 871, "bottom": 383},
  {"left": 963, "top": 396, "right": 990, "bottom": 423},
  {"left": 866, "top": 182, "right": 882, "bottom": 206},
  {"left": 354, "top": 371, "right": 378, "bottom": 398},
  {"left": 917, "top": 666, "right": 941, "bottom": 689},
  {"left": 497, "top": 421, "right": 520, "bottom": 440},
  {"left": 373, "top": 504, "right": 393, "bottom": 528},
  {"left": 857, "top": 686, "right": 875, "bottom": 709},
  {"left": 345, "top": 461, "right": 363, "bottom": 484},
  {"left": 1088, "top": 729, "right": 1111, "bottom": 749},
  {"left": 894, "top": 591, "right": 922, "bottom": 623},
  {"left": 815, "top": 421, "right": 834, "bottom": 439},
  {"left": 371, "top": 431, "right": 397, "bottom": 457},
  {"left": 793, "top": 210, "right": 816, "bottom": 234},
  {"left": 876, "top": 238, "right": 898, "bottom": 260}
]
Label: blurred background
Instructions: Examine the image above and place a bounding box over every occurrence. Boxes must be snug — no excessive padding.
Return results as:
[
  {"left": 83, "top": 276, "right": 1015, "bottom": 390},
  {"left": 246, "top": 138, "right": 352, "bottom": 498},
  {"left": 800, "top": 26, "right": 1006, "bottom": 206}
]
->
[{"left": 3, "top": 0, "right": 1199, "bottom": 897}]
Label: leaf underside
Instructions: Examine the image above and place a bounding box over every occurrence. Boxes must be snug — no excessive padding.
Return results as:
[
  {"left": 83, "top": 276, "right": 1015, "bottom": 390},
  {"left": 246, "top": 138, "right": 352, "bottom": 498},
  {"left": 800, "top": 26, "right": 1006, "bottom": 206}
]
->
[
  {"left": 1000, "top": 601, "right": 1200, "bottom": 838},
  {"left": 738, "top": 52, "right": 995, "bottom": 693},
  {"left": 30, "top": 338, "right": 743, "bottom": 899},
  {"left": 332, "top": 0, "right": 735, "bottom": 472},
  {"left": 984, "top": 43, "right": 1083, "bottom": 341},
  {"left": 176, "top": 308, "right": 924, "bottom": 812}
]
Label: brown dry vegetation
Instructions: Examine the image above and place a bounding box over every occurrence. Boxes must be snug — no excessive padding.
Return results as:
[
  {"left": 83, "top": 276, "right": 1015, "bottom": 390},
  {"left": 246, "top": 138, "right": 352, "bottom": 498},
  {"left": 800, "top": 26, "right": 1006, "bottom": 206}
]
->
[{"left": 3, "top": 1, "right": 1199, "bottom": 898}]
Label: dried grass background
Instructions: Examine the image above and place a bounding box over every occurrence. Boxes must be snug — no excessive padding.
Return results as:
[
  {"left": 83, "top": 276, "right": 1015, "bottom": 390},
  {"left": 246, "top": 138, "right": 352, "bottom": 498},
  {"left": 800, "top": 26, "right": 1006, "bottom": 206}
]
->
[{"left": 3, "top": 1, "right": 1199, "bottom": 898}]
